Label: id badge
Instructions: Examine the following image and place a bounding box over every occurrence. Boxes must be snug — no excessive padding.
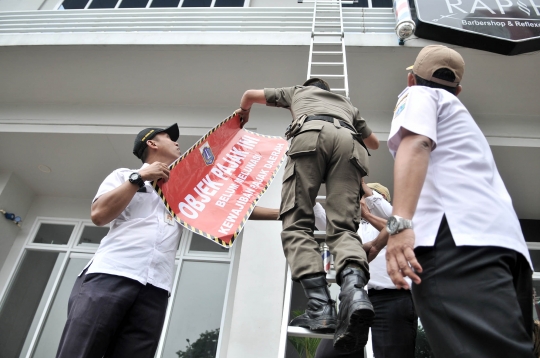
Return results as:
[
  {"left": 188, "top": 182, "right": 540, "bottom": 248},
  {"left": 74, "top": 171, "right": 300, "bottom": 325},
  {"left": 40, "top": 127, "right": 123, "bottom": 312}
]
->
[{"left": 164, "top": 211, "right": 175, "bottom": 226}]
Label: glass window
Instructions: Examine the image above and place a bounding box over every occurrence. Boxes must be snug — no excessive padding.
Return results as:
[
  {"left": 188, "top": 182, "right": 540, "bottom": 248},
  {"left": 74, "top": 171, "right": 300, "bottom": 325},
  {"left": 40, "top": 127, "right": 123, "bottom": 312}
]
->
[
  {"left": 182, "top": 0, "right": 212, "bottom": 7},
  {"left": 372, "top": 0, "right": 393, "bottom": 7},
  {"left": 150, "top": 0, "right": 181, "bottom": 7},
  {"left": 529, "top": 249, "right": 540, "bottom": 270},
  {"left": 32, "top": 223, "right": 75, "bottom": 245},
  {"left": 342, "top": 0, "right": 369, "bottom": 7},
  {"left": 119, "top": 0, "right": 148, "bottom": 7},
  {"left": 32, "top": 257, "right": 91, "bottom": 357},
  {"left": 214, "top": 0, "right": 244, "bottom": 6},
  {"left": 189, "top": 233, "right": 229, "bottom": 254},
  {"left": 162, "top": 261, "right": 230, "bottom": 357},
  {"left": 0, "top": 250, "right": 62, "bottom": 358},
  {"left": 77, "top": 225, "right": 109, "bottom": 247},
  {"left": 60, "top": 0, "right": 89, "bottom": 9},
  {"left": 88, "top": 0, "right": 119, "bottom": 8}
]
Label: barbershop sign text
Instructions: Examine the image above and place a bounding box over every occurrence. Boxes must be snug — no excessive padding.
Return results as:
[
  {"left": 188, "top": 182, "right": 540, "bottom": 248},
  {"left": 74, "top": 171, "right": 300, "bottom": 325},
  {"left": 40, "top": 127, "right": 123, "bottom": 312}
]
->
[{"left": 414, "top": 0, "right": 540, "bottom": 54}]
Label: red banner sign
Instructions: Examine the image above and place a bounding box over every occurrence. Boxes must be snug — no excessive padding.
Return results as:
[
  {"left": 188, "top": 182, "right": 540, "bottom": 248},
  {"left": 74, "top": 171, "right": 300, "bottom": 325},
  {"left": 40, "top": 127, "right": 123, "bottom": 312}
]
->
[{"left": 152, "top": 113, "right": 288, "bottom": 248}]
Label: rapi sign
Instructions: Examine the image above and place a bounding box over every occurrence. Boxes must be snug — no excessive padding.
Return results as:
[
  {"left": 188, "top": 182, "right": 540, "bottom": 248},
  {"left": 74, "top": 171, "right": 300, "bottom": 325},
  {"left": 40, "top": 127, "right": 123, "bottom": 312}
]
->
[{"left": 413, "top": 0, "right": 540, "bottom": 55}]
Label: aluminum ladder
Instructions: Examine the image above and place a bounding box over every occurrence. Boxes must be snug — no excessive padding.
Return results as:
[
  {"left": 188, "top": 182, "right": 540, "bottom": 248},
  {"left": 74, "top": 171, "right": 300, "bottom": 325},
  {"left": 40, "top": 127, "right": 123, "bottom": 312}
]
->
[{"left": 301, "top": 0, "right": 357, "bottom": 98}]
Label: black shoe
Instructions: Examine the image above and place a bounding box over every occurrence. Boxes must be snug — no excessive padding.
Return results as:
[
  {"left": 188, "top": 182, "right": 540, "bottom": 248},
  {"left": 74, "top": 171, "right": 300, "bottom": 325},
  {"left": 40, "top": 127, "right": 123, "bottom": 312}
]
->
[
  {"left": 333, "top": 267, "right": 374, "bottom": 352},
  {"left": 290, "top": 274, "right": 337, "bottom": 333}
]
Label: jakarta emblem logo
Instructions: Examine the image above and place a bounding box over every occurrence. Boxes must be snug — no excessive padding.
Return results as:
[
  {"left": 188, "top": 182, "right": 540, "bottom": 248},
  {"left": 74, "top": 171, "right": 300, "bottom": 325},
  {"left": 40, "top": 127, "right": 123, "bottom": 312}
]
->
[{"left": 199, "top": 142, "right": 215, "bottom": 166}]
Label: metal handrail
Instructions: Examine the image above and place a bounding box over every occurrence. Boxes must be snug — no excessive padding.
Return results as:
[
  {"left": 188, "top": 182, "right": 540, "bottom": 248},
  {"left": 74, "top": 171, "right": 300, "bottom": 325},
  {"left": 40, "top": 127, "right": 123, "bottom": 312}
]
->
[{"left": 0, "top": 7, "right": 394, "bottom": 34}]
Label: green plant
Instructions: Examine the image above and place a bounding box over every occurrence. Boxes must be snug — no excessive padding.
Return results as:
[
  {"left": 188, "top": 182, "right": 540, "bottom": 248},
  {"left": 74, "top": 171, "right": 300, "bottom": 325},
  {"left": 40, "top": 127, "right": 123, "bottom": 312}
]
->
[
  {"left": 176, "top": 328, "right": 220, "bottom": 358},
  {"left": 288, "top": 310, "right": 322, "bottom": 358},
  {"left": 415, "top": 325, "right": 435, "bottom": 358}
]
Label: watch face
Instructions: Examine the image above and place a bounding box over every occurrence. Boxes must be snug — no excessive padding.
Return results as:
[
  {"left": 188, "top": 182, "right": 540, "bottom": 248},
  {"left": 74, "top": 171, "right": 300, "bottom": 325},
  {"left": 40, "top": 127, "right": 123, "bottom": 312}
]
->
[
  {"left": 130, "top": 173, "right": 139, "bottom": 181},
  {"left": 387, "top": 216, "right": 399, "bottom": 234}
]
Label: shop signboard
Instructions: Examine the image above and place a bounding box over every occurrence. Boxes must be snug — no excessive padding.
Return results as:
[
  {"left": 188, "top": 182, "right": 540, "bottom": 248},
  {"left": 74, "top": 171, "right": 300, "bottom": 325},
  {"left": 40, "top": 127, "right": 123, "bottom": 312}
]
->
[{"left": 414, "top": 0, "right": 540, "bottom": 55}]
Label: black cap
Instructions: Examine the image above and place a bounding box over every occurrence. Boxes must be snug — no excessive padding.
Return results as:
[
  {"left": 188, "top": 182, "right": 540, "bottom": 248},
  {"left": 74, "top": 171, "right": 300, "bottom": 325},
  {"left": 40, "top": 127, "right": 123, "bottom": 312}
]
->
[{"left": 133, "top": 123, "right": 180, "bottom": 159}]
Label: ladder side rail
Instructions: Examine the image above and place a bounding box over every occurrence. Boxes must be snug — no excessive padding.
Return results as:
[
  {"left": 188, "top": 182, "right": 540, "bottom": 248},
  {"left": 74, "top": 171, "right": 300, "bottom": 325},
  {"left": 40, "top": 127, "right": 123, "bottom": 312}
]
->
[
  {"left": 278, "top": 267, "right": 294, "bottom": 358},
  {"left": 307, "top": 0, "right": 317, "bottom": 80},
  {"left": 339, "top": 0, "right": 349, "bottom": 98}
]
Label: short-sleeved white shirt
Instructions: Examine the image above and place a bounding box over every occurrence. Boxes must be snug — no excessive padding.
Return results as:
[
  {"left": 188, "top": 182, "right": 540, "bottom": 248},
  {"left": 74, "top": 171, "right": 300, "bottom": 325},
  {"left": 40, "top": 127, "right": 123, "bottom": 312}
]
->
[
  {"left": 84, "top": 163, "right": 183, "bottom": 292},
  {"left": 388, "top": 86, "right": 532, "bottom": 269}
]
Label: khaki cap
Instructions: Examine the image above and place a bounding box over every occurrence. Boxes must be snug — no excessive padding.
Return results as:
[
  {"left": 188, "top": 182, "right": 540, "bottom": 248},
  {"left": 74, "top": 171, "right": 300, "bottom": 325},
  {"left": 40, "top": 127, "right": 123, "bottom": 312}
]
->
[
  {"left": 367, "top": 183, "right": 391, "bottom": 202},
  {"left": 406, "top": 45, "right": 464, "bottom": 88}
]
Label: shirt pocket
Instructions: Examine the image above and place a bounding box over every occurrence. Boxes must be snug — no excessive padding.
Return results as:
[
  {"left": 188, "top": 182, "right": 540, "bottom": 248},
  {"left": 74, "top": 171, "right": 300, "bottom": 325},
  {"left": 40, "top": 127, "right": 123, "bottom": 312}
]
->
[
  {"left": 288, "top": 123, "right": 324, "bottom": 157},
  {"left": 127, "top": 191, "right": 154, "bottom": 219}
]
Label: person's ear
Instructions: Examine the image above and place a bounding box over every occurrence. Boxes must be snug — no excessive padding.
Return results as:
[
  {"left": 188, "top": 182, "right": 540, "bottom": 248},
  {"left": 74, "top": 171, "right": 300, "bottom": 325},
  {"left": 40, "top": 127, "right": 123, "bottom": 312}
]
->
[
  {"left": 455, "top": 85, "right": 462, "bottom": 96},
  {"left": 407, "top": 72, "right": 416, "bottom": 87},
  {"left": 146, "top": 139, "right": 158, "bottom": 150}
]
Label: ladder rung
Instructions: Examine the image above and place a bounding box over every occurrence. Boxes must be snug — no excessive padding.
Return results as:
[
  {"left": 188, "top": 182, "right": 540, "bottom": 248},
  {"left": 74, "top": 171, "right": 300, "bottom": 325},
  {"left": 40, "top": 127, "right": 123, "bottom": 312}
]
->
[
  {"left": 311, "top": 62, "right": 344, "bottom": 66},
  {"left": 332, "top": 88, "right": 347, "bottom": 92},
  {"left": 313, "top": 41, "right": 342, "bottom": 45},
  {"left": 314, "top": 16, "right": 340, "bottom": 19},
  {"left": 287, "top": 327, "right": 334, "bottom": 339},
  {"left": 312, "top": 51, "right": 343, "bottom": 55},
  {"left": 311, "top": 74, "right": 345, "bottom": 78},
  {"left": 313, "top": 32, "right": 342, "bottom": 36}
]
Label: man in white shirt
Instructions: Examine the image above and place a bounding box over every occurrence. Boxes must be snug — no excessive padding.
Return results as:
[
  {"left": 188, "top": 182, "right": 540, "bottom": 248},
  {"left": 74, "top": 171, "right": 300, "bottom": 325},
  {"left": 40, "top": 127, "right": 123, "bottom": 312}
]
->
[
  {"left": 386, "top": 45, "right": 534, "bottom": 357},
  {"left": 314, "top": 182, "right": 417, "bottom": 358},
  {"left": 55, "top": 124, "right": 279, "bottom": 358},
  {"left": 56, "top": 124, "right": 182, "bottom": 358}
]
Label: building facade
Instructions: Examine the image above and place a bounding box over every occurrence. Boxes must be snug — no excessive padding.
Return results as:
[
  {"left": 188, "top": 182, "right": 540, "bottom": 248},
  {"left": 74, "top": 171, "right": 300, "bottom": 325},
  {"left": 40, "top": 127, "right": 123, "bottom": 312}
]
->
[{"left": 0, "top": 0, "right": 539, "bottom": 357}]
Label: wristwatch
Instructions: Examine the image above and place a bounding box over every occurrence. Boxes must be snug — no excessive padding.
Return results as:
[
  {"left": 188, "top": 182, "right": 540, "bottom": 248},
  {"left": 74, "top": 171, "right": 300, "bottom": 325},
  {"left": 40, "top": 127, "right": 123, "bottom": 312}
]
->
[
  {"left": 128, "top": 172, "right": 145, "bottom": 189},
  {"left": 386, "top": 215, "right": 413, "bottom": 235}
]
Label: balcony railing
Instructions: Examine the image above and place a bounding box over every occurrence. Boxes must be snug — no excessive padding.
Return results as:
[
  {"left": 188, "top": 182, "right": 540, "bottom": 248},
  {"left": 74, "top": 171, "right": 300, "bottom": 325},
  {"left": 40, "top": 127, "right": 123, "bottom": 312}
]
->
[{"left": 0, "top": 7, "right": 394, "bottom": 34}]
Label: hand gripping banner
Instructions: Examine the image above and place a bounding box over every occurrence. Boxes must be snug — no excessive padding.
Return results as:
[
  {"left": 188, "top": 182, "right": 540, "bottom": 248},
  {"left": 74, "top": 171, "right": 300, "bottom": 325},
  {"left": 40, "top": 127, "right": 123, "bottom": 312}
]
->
[{"left": 152, "top": 113, "right": 288, "bottom": 248}]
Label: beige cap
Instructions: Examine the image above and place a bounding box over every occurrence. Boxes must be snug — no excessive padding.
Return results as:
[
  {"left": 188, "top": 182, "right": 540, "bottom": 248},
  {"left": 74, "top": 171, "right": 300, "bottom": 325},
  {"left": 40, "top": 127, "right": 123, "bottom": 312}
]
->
[
  {"left": 406, "top": 45, "right": 465, "bottom": 88},
  {"left": 367, "top": 183, "right": 391, "bottom": 202}
]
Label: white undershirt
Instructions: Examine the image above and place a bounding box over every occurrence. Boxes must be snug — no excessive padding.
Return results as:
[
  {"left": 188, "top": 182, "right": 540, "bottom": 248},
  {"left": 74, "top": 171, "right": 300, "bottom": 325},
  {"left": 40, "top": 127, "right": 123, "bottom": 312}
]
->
[
  {"left": 83, "top": 163, "right": 183, "bottom": 292},
  {"left": 388, "top": 86, "right": 532, "bottom": 269}
]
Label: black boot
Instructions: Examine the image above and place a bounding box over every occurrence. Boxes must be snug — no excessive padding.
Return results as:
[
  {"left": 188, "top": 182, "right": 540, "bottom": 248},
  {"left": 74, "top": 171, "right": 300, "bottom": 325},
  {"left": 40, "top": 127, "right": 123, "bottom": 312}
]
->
[
  {"left": 289, "top": 274, "right": 337, "bottom": 333},
  {"left": 333, "top": 266, "right": 374, "bottom": 352}
]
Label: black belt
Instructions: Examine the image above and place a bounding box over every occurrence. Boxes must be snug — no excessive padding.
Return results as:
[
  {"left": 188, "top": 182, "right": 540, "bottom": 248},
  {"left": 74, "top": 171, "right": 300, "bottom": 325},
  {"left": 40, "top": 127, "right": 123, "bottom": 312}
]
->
[{"left": 305, "top": 115, "right": 356, "bottom": 132}]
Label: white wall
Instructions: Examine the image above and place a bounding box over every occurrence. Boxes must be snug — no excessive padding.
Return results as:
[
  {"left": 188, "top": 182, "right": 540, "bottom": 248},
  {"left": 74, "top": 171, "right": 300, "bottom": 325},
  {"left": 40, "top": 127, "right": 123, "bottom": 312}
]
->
[
  {"left": 0, "top": 0, "right": 46, "bottom": 11},
  {"left": 0, "top": 172, "right": 35, "bottom": 275}
]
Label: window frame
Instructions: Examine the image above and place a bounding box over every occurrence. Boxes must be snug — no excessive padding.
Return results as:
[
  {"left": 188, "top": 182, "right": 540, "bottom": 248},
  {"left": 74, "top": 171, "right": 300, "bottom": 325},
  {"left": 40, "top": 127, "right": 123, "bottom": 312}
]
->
[
  {"left": 55, "top": 0, "right": 248, "bottom": 10},
  {"left": 0, "top": 215, "right": 238, "bottom": 358}
]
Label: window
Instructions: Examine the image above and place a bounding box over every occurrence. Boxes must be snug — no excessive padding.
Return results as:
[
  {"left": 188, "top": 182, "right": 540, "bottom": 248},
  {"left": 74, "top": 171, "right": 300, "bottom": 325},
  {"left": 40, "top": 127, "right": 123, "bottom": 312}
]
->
[
  {"left": 58, "top": 0, "right": 245, "bottom": 9},
  {"left": 0, "top": 217, "right": 235, "bottom": 358},
  {"left": 343, "top": 0, "right": 393, "bottom": 7}
]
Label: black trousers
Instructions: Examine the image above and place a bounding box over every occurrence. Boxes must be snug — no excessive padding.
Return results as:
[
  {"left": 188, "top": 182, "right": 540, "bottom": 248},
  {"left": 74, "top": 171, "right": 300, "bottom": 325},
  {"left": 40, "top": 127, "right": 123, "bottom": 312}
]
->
[
  {"left": 314, "top": 289, "right": 417, "bottom": 358},
  {"left": 56, "top": 271, "right": 169, "bottom": 358},
  {"left": 412, "top": 215, "right": 534, "bottom": 358},
  {"left": 369, "top": 289, "right": 417, "bottom": 358}
]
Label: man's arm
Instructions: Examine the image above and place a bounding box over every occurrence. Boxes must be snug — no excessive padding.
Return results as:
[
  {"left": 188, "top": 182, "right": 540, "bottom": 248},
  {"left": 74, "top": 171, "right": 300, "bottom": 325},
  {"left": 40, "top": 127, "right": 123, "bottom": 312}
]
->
[
  {"left": 236, "top": 89, "right": 267, "bottom": 128},
  {"left": 360, "top": 198, "right": 386, "bottom": 232},
  {"left": 363, "top": 133, "right": 379, "bottom": 150},
  {"left": 386, "top": 130, "right": 431, "bottom": 289},
  {"left": 91, "top": 162, "right": 170, "bottom": 226},
  {"left": 249, "top": 206, "right": 279, "bottom": 220},
  {"left": 363, "top": 227, "right": 390, "bottom": 263}
]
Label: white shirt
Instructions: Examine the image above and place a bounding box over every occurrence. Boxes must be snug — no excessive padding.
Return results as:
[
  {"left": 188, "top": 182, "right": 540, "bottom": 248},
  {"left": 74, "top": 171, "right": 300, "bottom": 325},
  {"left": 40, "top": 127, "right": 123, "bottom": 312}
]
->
[
  {"left": 85, "top": 163, "right": 183, "bottom": 292},
  {"left": 388, "top": 86, "right": 532, "bottom": 269}
]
